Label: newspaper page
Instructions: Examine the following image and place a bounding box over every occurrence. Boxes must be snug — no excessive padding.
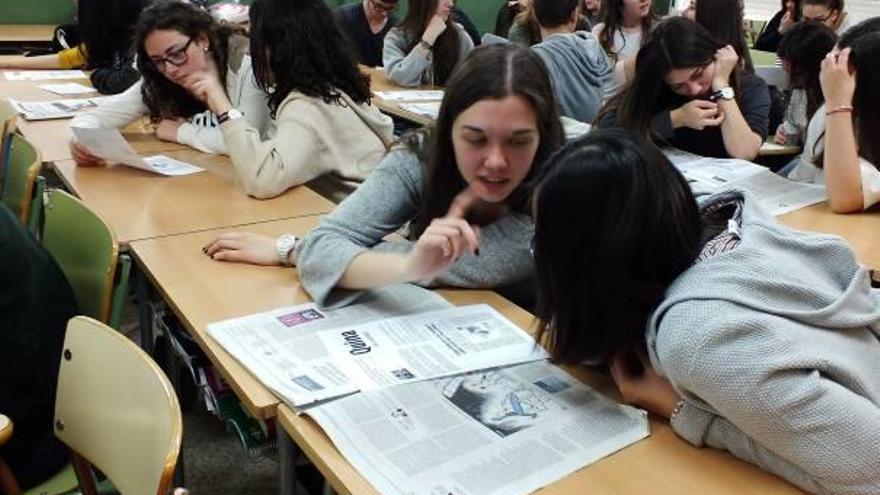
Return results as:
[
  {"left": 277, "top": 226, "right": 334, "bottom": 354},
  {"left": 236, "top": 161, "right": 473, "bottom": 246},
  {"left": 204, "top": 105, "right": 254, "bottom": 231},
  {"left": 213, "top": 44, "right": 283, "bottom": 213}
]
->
[
  {"left": 38, "top": 82, "right": 97, "bottom": 95},
  {"left": 10, "top": 97, "right": 104, "bottom": 120},
  {"left": 207, "top": 285, "right": 548, "bottom": 409},
  {"left": 374, "top": 90, "right": 444, "bottom": 101},
  {"left": 663, "top": 151, "right": 826, "bottom": 215},
  {"left": 70, "top": 127, "right": 203, "bottom": 176},
  {"left": 399, "top": 102, "right": 440, "bottom": 120},
  {"left": 307, "top": 361, "right": 649, "bottom": 495}
]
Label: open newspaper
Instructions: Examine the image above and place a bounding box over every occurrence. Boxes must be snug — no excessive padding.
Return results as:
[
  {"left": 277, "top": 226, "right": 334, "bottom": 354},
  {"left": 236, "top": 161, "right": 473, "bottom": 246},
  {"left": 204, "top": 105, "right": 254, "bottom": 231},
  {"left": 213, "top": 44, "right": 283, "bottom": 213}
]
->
[
  {"left": 307, "top": 360, "right": 649, "bottom": 495},
  {"left": 207, "top": 285, "right": 549, "bottom": 410},
  {"left": 663, "top": 149, "right": 826, "bottom": 215}
]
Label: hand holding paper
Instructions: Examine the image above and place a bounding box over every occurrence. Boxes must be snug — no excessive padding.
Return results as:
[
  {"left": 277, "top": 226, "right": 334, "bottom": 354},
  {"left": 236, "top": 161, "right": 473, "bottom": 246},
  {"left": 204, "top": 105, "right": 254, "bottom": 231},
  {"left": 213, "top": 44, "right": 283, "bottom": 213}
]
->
[{"left": 70, "top": 127, "right": 203, "bottom": 176}]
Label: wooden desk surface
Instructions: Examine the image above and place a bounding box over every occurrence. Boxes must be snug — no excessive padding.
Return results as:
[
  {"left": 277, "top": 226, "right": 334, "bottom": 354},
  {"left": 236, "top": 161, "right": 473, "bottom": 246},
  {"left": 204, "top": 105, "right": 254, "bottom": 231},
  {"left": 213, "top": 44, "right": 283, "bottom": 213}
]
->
[
  {"left": 364, "top": 66, "right": 437, "bottom": 127},
  {"left": 54, "top": 150, "right": 335, "bottom": 247},
  {"left": 278, "top": 372, "right": 804, "bottom": 495},
  {"left": 130, "top": 218, "right": 544, "bottom": 420},
  {"left": 779, "top": 201, "right": 880, "bottom": 269},
  {"left": 0, "top": 25, "right": 55, "bottom": 43}
]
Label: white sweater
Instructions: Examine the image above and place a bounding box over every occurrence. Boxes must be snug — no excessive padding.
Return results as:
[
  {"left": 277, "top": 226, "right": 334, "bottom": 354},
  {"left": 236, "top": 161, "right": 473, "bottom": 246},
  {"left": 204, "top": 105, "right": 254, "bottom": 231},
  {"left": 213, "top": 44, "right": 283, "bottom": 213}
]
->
[{"left": 70, "top": 54, "right": 271, "bottom": 155}]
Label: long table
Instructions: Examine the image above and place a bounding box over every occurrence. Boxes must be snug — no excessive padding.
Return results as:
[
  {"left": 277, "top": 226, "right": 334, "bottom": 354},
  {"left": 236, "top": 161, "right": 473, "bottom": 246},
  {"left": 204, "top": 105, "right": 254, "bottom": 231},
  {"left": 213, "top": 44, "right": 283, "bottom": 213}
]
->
[
  {"left": 779, "top": 202, "right": 880, "bottom": 270},
  {"left": 0, "top": 25, "right": 55, "bottom": 43}
]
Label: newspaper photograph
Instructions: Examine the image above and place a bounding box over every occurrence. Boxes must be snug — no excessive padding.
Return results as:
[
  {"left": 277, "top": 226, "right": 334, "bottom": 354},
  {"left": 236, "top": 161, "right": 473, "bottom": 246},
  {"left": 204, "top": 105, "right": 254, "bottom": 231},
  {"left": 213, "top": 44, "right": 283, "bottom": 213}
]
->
[
  {"left": 208, "top": 285, "right": 547, "bottom": 409},
  {"left": 307, "top": 361, "right": 649, "bottom": 495}
]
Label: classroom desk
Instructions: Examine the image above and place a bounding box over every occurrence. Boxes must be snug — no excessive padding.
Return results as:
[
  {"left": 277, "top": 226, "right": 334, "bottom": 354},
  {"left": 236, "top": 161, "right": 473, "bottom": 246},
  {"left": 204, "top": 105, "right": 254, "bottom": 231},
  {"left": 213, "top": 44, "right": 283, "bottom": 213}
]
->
[
  {"left": 758, "top": 139, "right": 800, "bottom": 157},
  {"left": 53, "top": 150, "right": 335, "bottom": 247},
  {"left": 364, "top": 66, "right": 438, "bottom": 127},
  {"left": 779, "top": 201, "right": 880, "bottom": 270},
  {"left": 0, "top": 25, "right": 55, "bottom": 43}
]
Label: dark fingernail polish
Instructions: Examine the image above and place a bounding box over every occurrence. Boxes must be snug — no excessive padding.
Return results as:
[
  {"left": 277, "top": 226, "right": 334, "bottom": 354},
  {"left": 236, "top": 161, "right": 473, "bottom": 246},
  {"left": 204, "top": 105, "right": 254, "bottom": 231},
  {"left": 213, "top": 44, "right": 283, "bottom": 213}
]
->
[{"left": 475, "top": 248, "right": 480, "bottom": 257}]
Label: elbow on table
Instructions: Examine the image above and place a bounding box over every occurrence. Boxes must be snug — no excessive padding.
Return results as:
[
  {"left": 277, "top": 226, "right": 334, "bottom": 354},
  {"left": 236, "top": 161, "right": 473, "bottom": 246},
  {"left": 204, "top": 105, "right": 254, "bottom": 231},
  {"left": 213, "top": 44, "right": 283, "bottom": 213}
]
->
[{"left": 828, "top": 195, "right": 864, "bottom": 214}]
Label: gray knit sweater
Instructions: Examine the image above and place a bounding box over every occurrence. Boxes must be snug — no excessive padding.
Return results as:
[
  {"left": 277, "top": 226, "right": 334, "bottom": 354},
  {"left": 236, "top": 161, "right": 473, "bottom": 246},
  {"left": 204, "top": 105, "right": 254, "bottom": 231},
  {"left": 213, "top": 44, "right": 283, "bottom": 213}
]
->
[
  {"left": 382, "top": 23, "right": 474, "bottom": 87},
  {"left": 296, "top": 147, "right": 535, "bottom": 308},
  {"left": 648, "top": 191, "right": 880, "bottom": 495}
]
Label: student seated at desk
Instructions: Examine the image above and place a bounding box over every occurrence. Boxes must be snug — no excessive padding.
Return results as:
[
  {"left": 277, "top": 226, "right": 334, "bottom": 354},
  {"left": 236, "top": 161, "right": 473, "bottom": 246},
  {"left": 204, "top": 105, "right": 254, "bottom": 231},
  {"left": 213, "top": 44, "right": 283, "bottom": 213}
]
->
[
  {"left": 592, "top": 0, "right": 657, "bottom": 99},
  {"left": 0, "top": 0, "right": 144, "bottom": 95},
  {"left": 531, "top": 128, "right": 880, "bottom": 495},
  {"left": 774, "top": 21, "right": 836, "bottom": 147},
  {"left": 184, "top": 0, "right": 394, "bottom": 201},
  {"left": 334, "top": 0, "right": 399, "bottom": 68},
  {"left": 787, "top": 18, "right": 880, "bottom": 211},
  {"left": 204, "top": 44, "right": 563, "bottom": 308},
  {"left": 753, "top": 0, "right": 802, "bottom": 52},
  {"left": 531, "top": 0, "right": 613, "bottom": 123},
  {"left": 383, "top": 0, "right": 475, "bottom": 86},
  {"left": 802, "top": 0, "right": 858, "bottom": 35},
  {"left": 596, "top": 18, "right": 770, "bottom": 160},
  {"left": 68, "top": 0, "right": 272, "bottom": 162},
  {"left": 0, "top": 204, "right": 77, "bottom": 490}
]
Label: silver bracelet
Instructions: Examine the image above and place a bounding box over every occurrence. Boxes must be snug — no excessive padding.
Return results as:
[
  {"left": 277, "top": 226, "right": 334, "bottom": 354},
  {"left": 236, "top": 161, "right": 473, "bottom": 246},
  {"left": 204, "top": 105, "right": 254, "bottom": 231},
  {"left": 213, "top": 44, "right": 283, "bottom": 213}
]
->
[{"left": 670, "top": 398, "right": 686, "bottom": 422}]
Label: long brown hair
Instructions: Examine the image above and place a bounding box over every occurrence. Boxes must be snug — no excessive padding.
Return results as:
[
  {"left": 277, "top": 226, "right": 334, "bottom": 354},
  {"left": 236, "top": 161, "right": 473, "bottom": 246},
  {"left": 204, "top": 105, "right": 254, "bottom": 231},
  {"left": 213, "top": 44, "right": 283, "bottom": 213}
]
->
[
  {"left": 597, "top": 0, "right": 656, "bottom": 62},
  {"left": 407, "top": 44, "right": 564, "bottom": 237},
  {"left": 399, "top": 0, "right": 462, "bottom": 85},
  {"left": 135, "top": 0, "right": 244, "bottom": 122}
]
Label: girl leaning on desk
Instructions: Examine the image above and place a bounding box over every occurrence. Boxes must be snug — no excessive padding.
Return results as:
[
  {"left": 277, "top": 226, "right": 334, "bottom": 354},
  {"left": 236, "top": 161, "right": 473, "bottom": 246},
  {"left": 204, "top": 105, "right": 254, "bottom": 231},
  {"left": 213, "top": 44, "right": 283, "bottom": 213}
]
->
[
  {"left": 204, "top": 43, "right": 564, "bottom": 309},
  {"left": 595, "top": 17, "right": 770, "bottom": 161},
  {"left": 68, "top": 0, "right": 272, "bottom": 162},
  {"left": 0, "top": 0, "right": 145, "bottom": 94},
  {"left": 530, "top": 128, "right": 880, "bottom": 495},
  {"left": 786, "top": 17, "right": 880, "bottom": 212}
]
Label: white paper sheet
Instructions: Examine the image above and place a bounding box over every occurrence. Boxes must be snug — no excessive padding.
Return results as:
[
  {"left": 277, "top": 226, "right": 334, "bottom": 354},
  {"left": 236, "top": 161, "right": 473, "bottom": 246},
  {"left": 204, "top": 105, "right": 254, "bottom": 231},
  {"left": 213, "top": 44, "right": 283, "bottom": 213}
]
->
[
  {"left": 374, "top": 90, "right": 445, "bottom": 102},
  {"left": 38, "top": 82, "right": 97, "bottom": 95},
  {"left": 561, "top": 116, "right": 591, "bottom": 140},
  {"left": 70, "top": 127, "right": 204, "bottom": 176},
  {"left": 308, "top": 361, "right": 649, "bottom": 495},
  {"left": 398, "top": 102, "right": 440, "bottom": 120},
  {"left": 4, "top": 70, "right": 87, "bottom": 81},
  {"left": 10, "top": 97, "right": 104, "bottom": 120}
]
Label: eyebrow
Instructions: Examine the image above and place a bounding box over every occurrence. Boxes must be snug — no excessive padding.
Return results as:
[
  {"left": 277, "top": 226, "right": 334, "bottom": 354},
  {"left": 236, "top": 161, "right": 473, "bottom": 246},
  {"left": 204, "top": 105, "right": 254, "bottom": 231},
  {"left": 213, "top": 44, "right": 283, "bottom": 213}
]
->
[{"left": 460, "top": 125, "right": 537, "bottom": 135}]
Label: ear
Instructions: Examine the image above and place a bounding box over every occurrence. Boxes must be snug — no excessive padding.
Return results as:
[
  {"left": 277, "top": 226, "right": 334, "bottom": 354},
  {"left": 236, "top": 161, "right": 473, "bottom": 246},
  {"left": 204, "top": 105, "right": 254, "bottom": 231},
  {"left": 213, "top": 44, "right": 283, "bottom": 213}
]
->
[{"left": 195, "top": 33, "right": 211, "bottom": 52}]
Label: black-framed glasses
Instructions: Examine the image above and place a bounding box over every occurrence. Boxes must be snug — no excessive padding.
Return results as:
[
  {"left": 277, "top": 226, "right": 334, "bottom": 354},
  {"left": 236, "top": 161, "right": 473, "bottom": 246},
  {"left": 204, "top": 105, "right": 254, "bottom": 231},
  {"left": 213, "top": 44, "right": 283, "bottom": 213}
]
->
[{"left": 150, "top": 37, "right": 195, "bottom": 72}]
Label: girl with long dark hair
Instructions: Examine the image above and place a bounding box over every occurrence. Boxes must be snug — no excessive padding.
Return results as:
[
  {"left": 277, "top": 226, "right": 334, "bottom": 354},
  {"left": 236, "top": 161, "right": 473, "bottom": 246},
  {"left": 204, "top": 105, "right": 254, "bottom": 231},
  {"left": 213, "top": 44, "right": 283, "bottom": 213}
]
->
[
  {"left": 596, "top": 17, "right": 769, "bottom": 160},
  {"left": 183, "top": 0, "right": 393, "bottom": 200},
  {"left": 532, "top": 128, "right": 880, "bottom": 495},
  {"left": 787, "top": 17, "right": 880, "bottom": 211},
  {"left": 204, "top": 44, "right": 563, "bottom": 309},
  {"left": 68, "top": 0, "right": 271, "bottom": 163},
  {"left": 753, "top": 0, "right": 802, "bottom": 52},
  {"left": 591, "top": 0, "right": 656, "bottom": 98},
  {"left": 774, "top": 21, "right": 836, "bottom": 146},
  {"left": 383, "top": 0, "right": 474, "bottom": 86},
  {"left": 694, "top": 0, "right": 754, "bottom": 72},
  {"left": 0, "top": 0, "right": 145, "bottom": 94}
]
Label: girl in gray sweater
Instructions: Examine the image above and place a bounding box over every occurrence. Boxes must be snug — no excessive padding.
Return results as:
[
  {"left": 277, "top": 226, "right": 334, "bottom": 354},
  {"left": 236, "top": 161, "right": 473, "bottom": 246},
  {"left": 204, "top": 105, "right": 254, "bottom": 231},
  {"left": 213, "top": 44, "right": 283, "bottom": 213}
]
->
[
  {"left": 205, "top": 44, "right": 563, "bottom": 308},
  {"left": 532, "top": 128, "right": 880, "bottom": 495}
]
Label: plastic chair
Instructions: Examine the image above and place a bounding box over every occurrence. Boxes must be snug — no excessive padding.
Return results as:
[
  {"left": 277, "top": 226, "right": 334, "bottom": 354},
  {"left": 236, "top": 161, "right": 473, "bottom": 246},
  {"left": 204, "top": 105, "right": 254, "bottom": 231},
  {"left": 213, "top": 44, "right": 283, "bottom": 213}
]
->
[
  {"left": 0, "top": 133, "right": 41, "bottom": 227},
  {"left": 0, "top": 98, "right": 18, "bottom": 192},
  {"left": 41, "top": 190, "right": 131, "bottom": 329},
  {"left": 54, "top": 316, "right": 183, "bottom": 495}
]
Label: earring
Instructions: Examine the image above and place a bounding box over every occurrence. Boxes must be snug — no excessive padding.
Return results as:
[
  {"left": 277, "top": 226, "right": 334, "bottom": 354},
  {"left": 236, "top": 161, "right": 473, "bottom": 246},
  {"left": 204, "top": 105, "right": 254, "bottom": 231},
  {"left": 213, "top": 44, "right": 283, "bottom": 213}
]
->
[{"left": 203, "top": 46, "right": 209, "bottom": 52}]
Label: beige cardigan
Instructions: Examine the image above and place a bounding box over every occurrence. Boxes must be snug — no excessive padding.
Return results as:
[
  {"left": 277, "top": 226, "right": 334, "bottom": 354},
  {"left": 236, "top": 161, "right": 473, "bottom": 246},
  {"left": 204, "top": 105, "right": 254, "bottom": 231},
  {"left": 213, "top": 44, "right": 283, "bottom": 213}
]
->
[{"left": 220, "top": 89, "right": 394, "bottom": 200}]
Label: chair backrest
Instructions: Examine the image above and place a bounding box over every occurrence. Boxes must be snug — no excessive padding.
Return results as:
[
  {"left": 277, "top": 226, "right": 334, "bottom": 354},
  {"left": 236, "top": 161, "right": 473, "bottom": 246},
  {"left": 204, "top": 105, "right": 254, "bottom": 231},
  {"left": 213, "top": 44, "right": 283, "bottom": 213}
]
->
[
  {"left": 1, "top": 133, "right": 41, "bottom": 225},
  {"left": 42, "top": 190, "right": 118, "bottom": 323},
  {"left": 0, "top": 98, "right": 19, "bottom": 193},
  {"left": 54, "top": 316, "right": 182, "bottom": 495}
]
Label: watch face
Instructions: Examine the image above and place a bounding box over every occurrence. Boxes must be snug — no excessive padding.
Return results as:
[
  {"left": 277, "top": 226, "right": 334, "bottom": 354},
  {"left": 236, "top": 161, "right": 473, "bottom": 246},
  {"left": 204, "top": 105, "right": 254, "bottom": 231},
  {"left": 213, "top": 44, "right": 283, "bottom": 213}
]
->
[{"left": 228, "top": 109, "right": 243, "bottom": 119}]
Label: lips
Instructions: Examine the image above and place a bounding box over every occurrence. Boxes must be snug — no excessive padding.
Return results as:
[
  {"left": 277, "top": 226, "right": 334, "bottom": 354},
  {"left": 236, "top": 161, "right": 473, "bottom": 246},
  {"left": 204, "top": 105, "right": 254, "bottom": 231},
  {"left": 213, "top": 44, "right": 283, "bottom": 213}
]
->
[{"left": 477, "top": 176, "right": 512, "bottom": 197}]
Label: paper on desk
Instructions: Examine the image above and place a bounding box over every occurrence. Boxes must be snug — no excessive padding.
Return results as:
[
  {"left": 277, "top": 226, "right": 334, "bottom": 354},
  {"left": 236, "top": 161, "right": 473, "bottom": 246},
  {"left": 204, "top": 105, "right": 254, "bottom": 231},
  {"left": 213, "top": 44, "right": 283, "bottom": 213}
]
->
[
  {"left": 70, "top": 127, "right": 203, "bottom": 176},
  {"left": 374, "top": 90, "right": 444, "bottom": 101},
  {"left": 307, "top": 360, "right": 649, "bottom": 495},
  {"left": 207, "top": 284, "right": 548, "bottom": 410},
  {"left": 399, "top": 102, "right": 440, "bottom": 120},
  {"left": 10, "top": 97, "right": 105, "bottom": 120},
  {"left": 38, "top": 82, "right": 97, "bottom": 95},
  {"left": 561, "top": 116, "right": 591, "bottom": 140},
  {"left": 4, "top": 70, "right": 87, "bottom": 81},
  {"left": 665, "top": 152, "right": 827, "bottom": 215}
]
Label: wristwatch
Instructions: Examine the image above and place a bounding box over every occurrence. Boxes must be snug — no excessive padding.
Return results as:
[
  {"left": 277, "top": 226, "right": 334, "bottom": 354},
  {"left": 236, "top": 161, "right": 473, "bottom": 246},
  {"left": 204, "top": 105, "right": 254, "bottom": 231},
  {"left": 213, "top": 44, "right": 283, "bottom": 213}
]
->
[
  {"left": 217, "top": 108, "right": 244, "bottom": 124},
  {"left": 276, "top": 234, "right": 299, "bottom": 266},
  {"left": 710, "top": 87, "right": 735, "bottom": 101}
]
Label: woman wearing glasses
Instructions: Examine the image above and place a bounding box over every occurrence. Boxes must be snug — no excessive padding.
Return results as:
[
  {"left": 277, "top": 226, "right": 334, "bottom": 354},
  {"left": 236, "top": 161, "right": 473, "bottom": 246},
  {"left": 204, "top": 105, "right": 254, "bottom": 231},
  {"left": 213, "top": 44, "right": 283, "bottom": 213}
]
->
[
  {"left": 335, "top": 0, "right": 400, "bottom": 68},
  {"left": 69, "top": 0, "right": 271, "bottom": 163}
]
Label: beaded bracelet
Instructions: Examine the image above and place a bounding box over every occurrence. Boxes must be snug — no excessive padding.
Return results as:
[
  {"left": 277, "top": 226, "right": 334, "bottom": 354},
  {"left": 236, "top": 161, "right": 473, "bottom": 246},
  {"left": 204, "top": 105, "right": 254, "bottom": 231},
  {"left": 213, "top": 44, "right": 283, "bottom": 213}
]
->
[
  {"left": 826, "top": 105, "right": 854, "bottom": 116},
  {"left": 670, "top": 399, "right": 686, "bottom": 422}
]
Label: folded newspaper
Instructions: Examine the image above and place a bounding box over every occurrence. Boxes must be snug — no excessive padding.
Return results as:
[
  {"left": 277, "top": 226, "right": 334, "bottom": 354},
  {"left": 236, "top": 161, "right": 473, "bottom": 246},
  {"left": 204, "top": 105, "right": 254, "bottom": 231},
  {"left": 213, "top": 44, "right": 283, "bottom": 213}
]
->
[
  {"left": 207, "top": 285, "right": 549, "bottom": 410},
  {"left": 663, "top": 149, "right": 826, "bottom": 215},
  {"left": 307, "top": 360, "right": 649, "bottom": 495}
]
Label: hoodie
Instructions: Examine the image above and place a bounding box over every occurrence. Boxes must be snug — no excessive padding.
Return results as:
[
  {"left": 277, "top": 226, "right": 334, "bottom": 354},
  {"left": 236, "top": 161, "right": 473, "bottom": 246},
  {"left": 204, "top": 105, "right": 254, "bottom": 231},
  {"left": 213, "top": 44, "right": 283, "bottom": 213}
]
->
[
  {"left": 531, "top": 31, "right": 613, "bottom": 123},
  {"left": 647, "top": 191, "right": 880, "bottom": 495},
  {"left": 220, "top": 89, "right": 394, "bottom": 202}
]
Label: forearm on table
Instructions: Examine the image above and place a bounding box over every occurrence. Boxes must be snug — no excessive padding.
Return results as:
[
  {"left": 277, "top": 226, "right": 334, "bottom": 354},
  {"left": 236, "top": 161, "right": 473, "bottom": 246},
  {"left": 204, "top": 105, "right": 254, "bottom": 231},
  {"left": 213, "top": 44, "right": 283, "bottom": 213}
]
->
[
  {"left": 719, "top": 99, "right": 761, "bottom": 159},
  {"left": 823, "top": 113, "right": 863, "bottom": 212},
  {"left": 336, "top": 250, "right": 411, "bottom": 289}
]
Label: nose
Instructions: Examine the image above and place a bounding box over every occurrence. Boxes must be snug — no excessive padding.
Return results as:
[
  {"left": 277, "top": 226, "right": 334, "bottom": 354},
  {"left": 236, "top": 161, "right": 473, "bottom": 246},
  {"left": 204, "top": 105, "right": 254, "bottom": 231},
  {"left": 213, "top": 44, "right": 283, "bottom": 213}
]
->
[
  {"left": 687, "top": 80, "right": 704, "bottom": 96},
  {"left": 484, "top": 143, "right": 507, "bottom": 171}
]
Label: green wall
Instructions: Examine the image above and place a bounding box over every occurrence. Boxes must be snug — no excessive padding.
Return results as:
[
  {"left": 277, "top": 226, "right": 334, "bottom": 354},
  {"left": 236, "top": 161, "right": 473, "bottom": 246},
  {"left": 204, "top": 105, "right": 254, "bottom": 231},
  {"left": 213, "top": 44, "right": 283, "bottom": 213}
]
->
[{"left": 0, "top": 0, "right": 500, "bottom": 35}]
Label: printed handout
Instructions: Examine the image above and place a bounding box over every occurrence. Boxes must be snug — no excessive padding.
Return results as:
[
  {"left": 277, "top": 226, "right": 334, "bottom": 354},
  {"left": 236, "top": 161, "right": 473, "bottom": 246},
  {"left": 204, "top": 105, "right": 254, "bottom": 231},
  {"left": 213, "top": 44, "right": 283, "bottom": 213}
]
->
[{"left": 70, "top": 127, "right": 203, "bottom": 176}]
